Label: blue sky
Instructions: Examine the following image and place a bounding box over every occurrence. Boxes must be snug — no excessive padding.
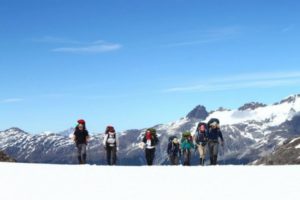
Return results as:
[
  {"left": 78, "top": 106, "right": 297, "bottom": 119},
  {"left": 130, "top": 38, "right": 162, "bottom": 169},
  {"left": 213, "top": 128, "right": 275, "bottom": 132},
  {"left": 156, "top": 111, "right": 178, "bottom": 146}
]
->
[{"left": 1, "top": 0, "right": 300, "bottom": 133}]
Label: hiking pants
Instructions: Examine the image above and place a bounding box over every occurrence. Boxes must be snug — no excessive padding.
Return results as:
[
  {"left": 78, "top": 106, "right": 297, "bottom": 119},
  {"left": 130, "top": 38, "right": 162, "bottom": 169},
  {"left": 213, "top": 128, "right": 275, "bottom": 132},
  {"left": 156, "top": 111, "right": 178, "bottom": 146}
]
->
[
  {"left": 145, "top": 148, "right": 156, "bottom": 166},
  {"left": 182, "top": 149, "right": 191, "bottom": 166},
  {"left": 106, "top": 146, "right": 117, "bottom": 165},
  {"left": 76, "top": 143, "right": 87, "bottom": 164},
  {"left": 169, "top": 155, "right": 179, "bottom": 165},
  {"left": 208, "top": 141, "right": 219, "bottom": 165},
  {"left": 197, "top": 144, "right": 207, "bottom": 159}
]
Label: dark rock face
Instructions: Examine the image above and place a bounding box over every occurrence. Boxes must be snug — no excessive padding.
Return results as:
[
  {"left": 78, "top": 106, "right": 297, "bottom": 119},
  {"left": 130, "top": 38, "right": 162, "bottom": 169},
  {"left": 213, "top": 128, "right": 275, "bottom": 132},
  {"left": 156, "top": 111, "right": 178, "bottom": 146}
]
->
[
  {"left": 0, "top": 151, "right": 16, "bottom": 162},
  {"left": 238, "top": 102, "right": 267, "bottom": 111},
  {"left": 186, "top": 105, "right": 208, "bottom": 120},
  {"left": 254, "top": 137, "right": 300, "bottom": 165},
  {"left": 274, "top": 94, "right": 300, "bottom": 105}
]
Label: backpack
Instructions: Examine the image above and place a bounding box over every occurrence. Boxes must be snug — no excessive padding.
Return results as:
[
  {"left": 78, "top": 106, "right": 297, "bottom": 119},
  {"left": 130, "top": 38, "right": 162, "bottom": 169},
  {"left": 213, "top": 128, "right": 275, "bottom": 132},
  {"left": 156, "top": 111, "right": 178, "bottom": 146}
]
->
[
  {"left": 181, "top": 131, "right": 194, "bottom": 150},
  {"left": 182, "top": 131, "right": 192, "bottom": 138},
  {"left": 169, "top": 135, "right": 177, "bottom": 142},
  {"left": 195, "top": 122, "right": 207, "bottom": 143},
  {"left": 106, "top": 132, "right": 117, "bottom": 147}
]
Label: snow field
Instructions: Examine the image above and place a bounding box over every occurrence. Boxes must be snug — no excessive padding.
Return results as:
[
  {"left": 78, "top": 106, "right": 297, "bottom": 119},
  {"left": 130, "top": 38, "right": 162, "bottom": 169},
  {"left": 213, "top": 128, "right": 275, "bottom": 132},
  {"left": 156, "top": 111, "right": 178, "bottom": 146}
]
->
[{"left": 0, "top": 163, "right": 299, "bottom": 200}]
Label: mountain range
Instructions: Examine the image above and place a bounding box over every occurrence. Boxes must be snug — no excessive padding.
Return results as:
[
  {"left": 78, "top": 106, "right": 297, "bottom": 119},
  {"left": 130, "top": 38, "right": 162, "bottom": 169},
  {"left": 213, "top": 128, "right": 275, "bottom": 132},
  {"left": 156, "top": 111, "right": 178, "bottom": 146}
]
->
[{"left": 1, "top": 94, "right": 300, "bottom": 165}]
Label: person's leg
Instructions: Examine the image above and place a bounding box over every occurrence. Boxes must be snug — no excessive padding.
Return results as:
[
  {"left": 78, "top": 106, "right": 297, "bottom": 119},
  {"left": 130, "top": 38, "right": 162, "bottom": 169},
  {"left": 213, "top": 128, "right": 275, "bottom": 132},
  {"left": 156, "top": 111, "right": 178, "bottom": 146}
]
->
[
  {"left": 112, "top": 147, "right": 117, "bottom": 165},
  {"left": 149, "top": 148, "right": 155, "bottom": 165},
  {"left": 77, "top": 144, "right": 82, "bottom": 164},
  {"left": 208, "top": 142, "right": 214, "bottom": 165},
  {"left": 169, "top": 155, "right": 174, "bottom": 165},
  {"left": 187, "top": 150, "right": 191, "bottom": 166},
  {"left": 81, "top": 144, "right": 87, "bottom": 164},
  {"left": 199, "top": 145, "right": 204, "bottom": 165},
  {"left": 213, "top": 143, "right": 219, "bottom": 165},
  {"left": 145, "top": 149, "right": 151, "bottom": 165},
  {"left": 202, "top": 145, "right": 207, "bottom": 165},
  {"left": 197, "top": 145, "right": 202, "bottom": 164},
  {"left": 107, "top": 147, "right": 112, "bottom": 165},
  {"left": 174, "top": 156, "right": 179, "bottom": 165},
  {"left": 183, "top": 150, "right": 188, "bottom": 166}
]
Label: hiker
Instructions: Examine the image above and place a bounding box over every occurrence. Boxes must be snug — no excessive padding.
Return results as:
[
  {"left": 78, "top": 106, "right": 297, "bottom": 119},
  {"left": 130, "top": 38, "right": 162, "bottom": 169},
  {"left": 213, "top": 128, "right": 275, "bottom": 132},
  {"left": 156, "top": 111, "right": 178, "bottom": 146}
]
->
[
  {"left": 103, "top": 125, "right": 118, "bottom": 165},
  {"left": 180, "top": 131, "right": 195, "bottom": 166},
  {"left": 142, "top": 128, "right": 159, "bottom": 166},
  {"left": 194, "top": 122, "right": 208, "bottom": 165},
  {"left": 73, "top": 119, "right": 90, "bottom": 164},
  {"left": 167, "top": 136, "right": 181, "bottom": 165},
  {"left": 207, "top": 118, "right": 224, "bottom": 165}
]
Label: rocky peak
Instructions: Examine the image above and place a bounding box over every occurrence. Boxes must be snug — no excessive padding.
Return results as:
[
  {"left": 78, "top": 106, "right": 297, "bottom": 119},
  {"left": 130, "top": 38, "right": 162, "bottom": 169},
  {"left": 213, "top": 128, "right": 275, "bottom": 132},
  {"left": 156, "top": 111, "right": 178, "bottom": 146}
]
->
[
  {"left": 4, "top": 127, "right": 28, "bottom": 134},
  {"left": 276, "top": 94, "right": 300, "bottom": 105},
  {"left": 238, "top": 102, "right": 267, "bottom": 111},
  {"left": 0, "top": 151, "right": 16, "bottom": 162},
  {"left": 186, "top": 105, "right": 209, "bottom": 120}
]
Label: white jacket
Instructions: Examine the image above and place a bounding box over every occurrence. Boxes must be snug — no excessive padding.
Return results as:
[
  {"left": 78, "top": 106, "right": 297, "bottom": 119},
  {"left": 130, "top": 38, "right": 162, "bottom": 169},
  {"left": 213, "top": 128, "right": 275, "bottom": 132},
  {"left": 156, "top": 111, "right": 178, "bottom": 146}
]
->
[{"left": 103, "top": 132, "right": 119, "bottom": 148}]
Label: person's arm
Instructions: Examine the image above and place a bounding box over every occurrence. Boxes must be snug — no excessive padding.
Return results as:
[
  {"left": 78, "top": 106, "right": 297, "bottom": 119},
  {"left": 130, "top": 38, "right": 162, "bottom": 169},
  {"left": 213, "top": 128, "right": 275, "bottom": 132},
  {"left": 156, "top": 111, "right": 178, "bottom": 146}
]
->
[
  {"left": 103, "top": 134, "right": 108, "bottom": 146},
  {"left": 218, "top": 129, "right": 224, "bottom": 146},
  {"left": 142, "top": 136, "right": 146, "bottom": 144},
  {"left": 72, "top": 131, "right": 77, "bottom": 142},
  {"left": 193, "top": 133, "right": 197, "bottom": 145},
  {"left": 154, "top": 136, "right": 159, "bottom": 145},
  {"left": 85, "top": 131, "right": 90, "bottom": 142},
  {"left": 116, "top": 134, "right": 119, "bottom": 151},
  {"left": 204, "top": 131, "right": 209, "bottom": 141},
  {"left": 167, "top": 143, "right": 172, "bottom": 154}
]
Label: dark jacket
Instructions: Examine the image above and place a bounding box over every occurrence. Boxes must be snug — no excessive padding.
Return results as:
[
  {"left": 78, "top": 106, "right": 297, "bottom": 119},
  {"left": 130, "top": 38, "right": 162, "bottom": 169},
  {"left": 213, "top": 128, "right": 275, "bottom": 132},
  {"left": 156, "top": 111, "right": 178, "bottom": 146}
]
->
[
  {"left": 195, "top": 130, "right": 208, "bottom": 144},
  {"left": 207, "top": 128, "right": 224, "bottom": 142},
  {"left": 167, "top": 142, "right": 181, "bottom": 157},
  {"left": 74, "top": 130, "right": 89, "bottom": 145}
]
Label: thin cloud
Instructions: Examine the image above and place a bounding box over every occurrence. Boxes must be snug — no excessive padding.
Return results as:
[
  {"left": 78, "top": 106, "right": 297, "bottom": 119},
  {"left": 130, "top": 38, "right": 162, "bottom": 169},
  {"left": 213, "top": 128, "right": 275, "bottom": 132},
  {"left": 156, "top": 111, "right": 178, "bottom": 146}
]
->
[
  {"left": 32, "top": 36, "right": 122, "bottom": 53},
  {"left": 52, "top": 43, "right": 122, "bottom": 53},
  {"left": 164, "top": 71, "right": 300, "bottom": 93},
  {"left": 163, "top": 26, "right": 241, "bottom": 47},
  {"left": 0, "top": 98, "right": 24, "bottom": 103},
  {"left": 281, "top": 25, "right": 294, "bottom": 33}
]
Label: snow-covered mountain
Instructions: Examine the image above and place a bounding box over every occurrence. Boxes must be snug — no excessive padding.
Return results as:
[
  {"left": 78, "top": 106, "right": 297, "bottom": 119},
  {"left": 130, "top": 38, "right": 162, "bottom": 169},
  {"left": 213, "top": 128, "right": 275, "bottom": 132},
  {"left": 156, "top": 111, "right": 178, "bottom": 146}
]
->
[
  {"left": 254, "top": 136, "right": 300, "bottom": 165},
  {"left": 1, "top": 94, "right": 300, "bottom": 165}
]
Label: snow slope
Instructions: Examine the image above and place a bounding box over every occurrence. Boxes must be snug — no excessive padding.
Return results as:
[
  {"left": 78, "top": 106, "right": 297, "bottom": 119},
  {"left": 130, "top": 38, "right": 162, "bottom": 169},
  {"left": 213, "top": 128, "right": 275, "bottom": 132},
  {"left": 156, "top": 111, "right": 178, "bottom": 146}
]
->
[
  {"left": 0, "top": 163, "right": 299, "bottom": 200},
  {"left": 207, "top": 94, "right": 300, "bottom": 127}
]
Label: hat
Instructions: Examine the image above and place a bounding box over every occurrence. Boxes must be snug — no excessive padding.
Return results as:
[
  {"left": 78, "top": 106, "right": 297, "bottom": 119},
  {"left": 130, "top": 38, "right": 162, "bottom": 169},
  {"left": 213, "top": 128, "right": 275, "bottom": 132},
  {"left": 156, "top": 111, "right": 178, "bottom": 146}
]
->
[
  {"left": 172, "top": 138, "right": 179, "bottom": 144},
  {"left": 77, "top": 119, "right": 86, "bottom": 125},
  {"left": 210, "top": 121, "right": 218, "bottom": 126}
]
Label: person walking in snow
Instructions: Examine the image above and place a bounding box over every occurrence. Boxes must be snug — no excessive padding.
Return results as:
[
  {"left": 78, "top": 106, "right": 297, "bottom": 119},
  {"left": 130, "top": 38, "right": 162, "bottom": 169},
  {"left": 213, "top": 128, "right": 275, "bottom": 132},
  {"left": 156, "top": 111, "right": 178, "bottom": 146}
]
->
[
  {"left": 194, "top": 122, "right": 208, "bottom": 165},
  {"left": 73, "top": 119, "right": 90, "bottom": 164},
  {"left": 142, "top": 128, "right": 159, "bottom": 166},
  {"left": 180, "top": 131, "right": 195, "bottom": 166},
  {"left": 167, "top": 136, "right": 181, "bottom": 165},
  {"left": 103, "top": 125, "right": 118, "bottom": 165},
  {"left": 207, "top": 118, "right": 224, "bottom": 165}
]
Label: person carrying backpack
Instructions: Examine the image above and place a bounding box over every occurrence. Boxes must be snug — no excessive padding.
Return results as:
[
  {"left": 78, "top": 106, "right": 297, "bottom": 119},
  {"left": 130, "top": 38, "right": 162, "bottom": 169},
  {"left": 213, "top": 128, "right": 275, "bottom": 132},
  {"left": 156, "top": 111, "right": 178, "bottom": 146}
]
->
[
  {"left": 142, "top": 128, "right": 159, "bottom": 166},
  {"left": 73, "top": 119, "right": 90, "bottom": 164},
  {"left": 167, "top": 136, "right": 181, "bottom": 165},
  {"left": 103, "top": 125, "right": 118, "bottom": 165},
  {"left": 207, "top": 118, "right": 224, "bottom": 165},
  {"left": 194, "top": 122, "right": 208, "bottom": 166},
  {"left": 180, "top": 131, "right": 195, "bottom": 166}
]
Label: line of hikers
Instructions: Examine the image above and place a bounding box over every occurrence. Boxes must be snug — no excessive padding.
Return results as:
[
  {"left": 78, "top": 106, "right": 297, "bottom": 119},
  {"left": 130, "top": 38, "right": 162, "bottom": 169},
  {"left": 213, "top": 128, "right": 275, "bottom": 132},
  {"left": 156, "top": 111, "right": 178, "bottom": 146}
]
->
[{"left": 72, "top": 118, "right": 224, "bottom": 166}]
